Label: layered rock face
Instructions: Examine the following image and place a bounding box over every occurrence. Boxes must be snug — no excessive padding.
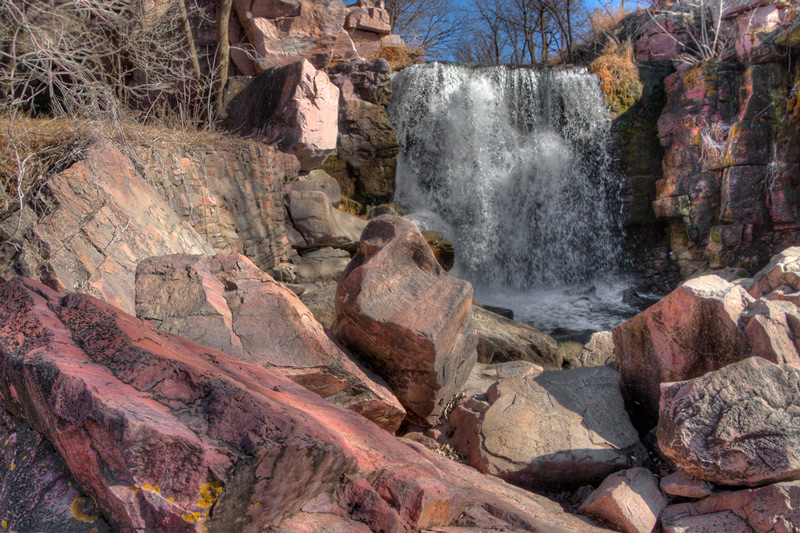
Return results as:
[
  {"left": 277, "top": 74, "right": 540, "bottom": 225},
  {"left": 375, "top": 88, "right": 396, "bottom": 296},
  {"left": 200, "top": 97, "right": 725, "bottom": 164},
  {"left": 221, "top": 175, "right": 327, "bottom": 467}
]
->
[
  {"left": 0, "top": 137, "right": 298, "bottom": 314},
  {"left": 0, "top": 277, "right": 608, "bottom": 532},
  {"left": 135, "top": 253, "right": 405, "bottom": 432},
  {"left": 333, "top": 216, "right": 478, "bottom": 426}
]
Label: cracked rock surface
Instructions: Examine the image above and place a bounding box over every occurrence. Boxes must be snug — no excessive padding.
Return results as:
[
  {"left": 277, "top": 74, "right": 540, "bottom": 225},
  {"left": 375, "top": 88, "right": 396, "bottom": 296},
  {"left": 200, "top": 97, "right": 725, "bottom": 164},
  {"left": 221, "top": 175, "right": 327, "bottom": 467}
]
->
[{"left": 447, "top": 366, "right": 644, "bottom": 491}]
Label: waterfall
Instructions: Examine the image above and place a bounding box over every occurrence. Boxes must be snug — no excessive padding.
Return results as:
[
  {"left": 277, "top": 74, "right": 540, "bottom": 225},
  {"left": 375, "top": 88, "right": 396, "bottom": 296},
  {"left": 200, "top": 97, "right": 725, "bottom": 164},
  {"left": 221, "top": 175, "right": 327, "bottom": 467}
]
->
[{"left": 388, "top": 62, "right": 631, "bottom": 336}]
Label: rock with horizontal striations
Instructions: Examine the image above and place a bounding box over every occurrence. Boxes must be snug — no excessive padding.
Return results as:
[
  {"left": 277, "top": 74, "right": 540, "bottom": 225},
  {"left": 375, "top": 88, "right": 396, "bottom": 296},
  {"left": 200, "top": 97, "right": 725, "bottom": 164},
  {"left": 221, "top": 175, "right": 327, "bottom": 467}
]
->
[
  {"left": 658, "top": 357, "right": 800, "bottom": 487},
  {"left": 135, "top": 253, "right": 404, "bottom": 432},
  {"left": 612, "top": 275, "right": 756, "bottom": 424},
  {"left": 333, "top": 215, "right": 478, "bottom": 426},
  {"left": 223, "top": 60, "right": 339, "bottom": 170},
  {"left": 447, "top": 366, "right": 644, "bottom": 491},
  {"left": 0, "top": 277, "right": 611, "bottom": 532},
  {"left": 473, "top": 306, "right": 561, "bottom": 369},
  {"left": 661, "top": 481, "right": 800, "bottom": 533},
  {"left": 578, "top": 467, "right": 667, "bottom": 533}
]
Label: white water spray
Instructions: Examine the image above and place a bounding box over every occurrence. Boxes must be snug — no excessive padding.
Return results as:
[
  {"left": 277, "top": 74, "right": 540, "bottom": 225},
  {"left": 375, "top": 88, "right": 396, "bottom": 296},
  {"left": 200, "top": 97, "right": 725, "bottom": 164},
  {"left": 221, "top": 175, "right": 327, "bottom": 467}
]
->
[{"left": 388, "top": 62, "right": 633, "bottom": 335}]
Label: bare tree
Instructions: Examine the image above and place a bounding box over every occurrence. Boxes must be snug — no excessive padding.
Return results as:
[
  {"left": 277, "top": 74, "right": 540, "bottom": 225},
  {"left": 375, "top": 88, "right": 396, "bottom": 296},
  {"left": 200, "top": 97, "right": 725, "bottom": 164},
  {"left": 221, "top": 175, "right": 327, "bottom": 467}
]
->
[{"left": 385, "top": 0, "right": 460, "bottom": 57}]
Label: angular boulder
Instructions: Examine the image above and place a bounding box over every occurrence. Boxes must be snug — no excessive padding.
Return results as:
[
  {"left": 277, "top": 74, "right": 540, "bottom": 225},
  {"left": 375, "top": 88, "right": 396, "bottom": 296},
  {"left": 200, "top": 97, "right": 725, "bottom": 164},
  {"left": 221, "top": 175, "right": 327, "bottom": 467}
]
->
[
  {"left": 473, "top": 306, "right": 562, "bottom": 369},
  {"left": 447, "top": 367, "right": 643, "bottom": 491},
  {"left": 612, "top": 275, "right": 755, "bottom": 423},
  {"left": 291, "top": 246, "right": 351, "bottom": 287},
  {"left": 333, "top": 216, "right": 478, "bottom": 426},
  {"left": 0, "top": 277, "right": 610, "bottom": 532},
  {"left": 749, "top": 246, "right": 800, "bottom": 298},
  {"left": 658, "top": 357, "right": 800, "bottom": 487},
  {"left": 570, "top": 331, "right": 615, "bottom": 368},
  {"left": 223, "top": 60, "right": 339, "bottom": 170},
  {"left": 661, "top": 482, "right": 800, "bottom": 533},
  {"left": 232, "top": 0, "right": 346, "bottom": 70},
  {"left": 285, "top": 169, "right": 342, "bottom": 207},
  {"left": 285, "top": 190, "right": 367, "bottom": 249},
  {"left": 135, "top": 253, "right": 404, "bottom": 433},
  {"left": 578, "top": 468, "right": 667, "bottom": 533}
]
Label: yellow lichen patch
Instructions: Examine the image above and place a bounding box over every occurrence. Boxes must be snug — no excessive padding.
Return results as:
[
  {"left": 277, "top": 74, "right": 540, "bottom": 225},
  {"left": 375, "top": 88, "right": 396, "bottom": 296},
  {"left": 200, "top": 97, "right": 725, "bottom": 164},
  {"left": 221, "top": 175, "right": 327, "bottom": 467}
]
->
[
  {"left": 2, "top": 520, "right": 7, "bottom": 528},
  {"left": 141, "top": 484, "right": 161, "bottom": 493},
  {"left": 21, "top": 455, "right": 26, "bottom": 461},
  {"left": 197, "top": 478, "right": 223, "bottom": 509},
  {"left": 70, "top": 497, "right": 98, "bottom": 523},
  {"left": 90, "top": 528, "right": 98, "bottom": 533},
  {"left": 9, "top": 464, "right": 14, "bottom": 472},
  {"left": 130, "top": 485, "right": 139, "bottom": 494},
  {"left": 182, "top": 511, "right": 203, "bottom": 523},
  {"left": 253, "top": 502, "right": 260, "bottom": 509},
  {"left": 167, "top": 497, "right": 175, "bottom": 503}
]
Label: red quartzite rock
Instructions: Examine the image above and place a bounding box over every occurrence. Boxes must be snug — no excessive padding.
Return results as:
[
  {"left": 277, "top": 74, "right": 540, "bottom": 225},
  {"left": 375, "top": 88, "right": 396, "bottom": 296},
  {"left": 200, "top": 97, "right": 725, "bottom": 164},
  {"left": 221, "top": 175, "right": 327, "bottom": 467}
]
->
[
  {"left": 658, "top": 357, "right": 800, "bottom": 487},
  {"left": 223, "top": 60, "right": 339, "bottom": 171},
  {"left": 135, "top": 253, "right": 405, "bottom": 433},
  {"left": 0, "top": 277, "right": 611, "bottom": 532},
  {"left": 660, "top": 469, "right": 715, "bottom": 500},
  {"left": 0, "top": 409, "right": 112, "bottom": 532},
  {"left": 661, "top": 481, "right": 800, "bottom": 533},
  {"left": 446, "top": 366, "right": 644, "bottom": 491},
  {"left": 578, "top": 467, "right": 667, "bottom": 533},
  {"left": 749, "top": 246, "right": 800, "bottom": 299},
  {"left": 613, "top": 275, "right": 755, "bottom": 423},
  {"left": 333, "top": 216, "right": 478, "bottom": 427}
]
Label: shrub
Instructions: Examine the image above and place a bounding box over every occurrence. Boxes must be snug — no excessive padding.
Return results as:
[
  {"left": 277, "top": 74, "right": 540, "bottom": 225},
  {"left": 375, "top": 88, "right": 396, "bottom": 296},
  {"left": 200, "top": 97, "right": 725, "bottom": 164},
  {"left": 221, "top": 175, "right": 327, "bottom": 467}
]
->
[
  {"left": 589, "top": 40, "right": 643, "bottom": 114},
  {"left": 366, "top": 45, "right": 425, "bottom": 71}
]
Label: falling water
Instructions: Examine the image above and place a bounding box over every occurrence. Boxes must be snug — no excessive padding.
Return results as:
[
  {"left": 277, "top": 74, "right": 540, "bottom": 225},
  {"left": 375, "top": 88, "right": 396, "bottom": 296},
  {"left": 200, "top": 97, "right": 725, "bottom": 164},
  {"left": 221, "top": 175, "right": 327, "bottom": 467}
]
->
[{"left": 388, "top": 62, "right": 636, "bottom": 337}]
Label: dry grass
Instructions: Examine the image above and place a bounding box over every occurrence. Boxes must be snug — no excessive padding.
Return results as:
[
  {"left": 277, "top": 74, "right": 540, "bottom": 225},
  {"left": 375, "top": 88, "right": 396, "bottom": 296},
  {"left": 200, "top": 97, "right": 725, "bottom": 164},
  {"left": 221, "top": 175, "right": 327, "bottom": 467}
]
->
[
  {"left": 0, "top": 115, "right": 245, "bottom": 214},
  {"left": 589, "top": 40, "right": 643, "bottom": 114},
  {"left": 367, "top": 45, "right": 425, "bottom": 71},
  {"left": 588, "top": 6, "right": 629, "bottom": 40}
]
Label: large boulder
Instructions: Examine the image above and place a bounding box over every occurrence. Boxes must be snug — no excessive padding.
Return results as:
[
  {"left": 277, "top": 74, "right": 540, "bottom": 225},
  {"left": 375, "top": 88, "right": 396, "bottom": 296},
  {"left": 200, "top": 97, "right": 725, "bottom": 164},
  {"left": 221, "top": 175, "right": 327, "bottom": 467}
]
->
[
  {"left": 223, "top": 60, "right": 339, "bottom": 170},
  {"left": 473, "top": 306, "right": 562, "bottom": 369},
  {"left": 333, "top": 216, "right": 478, "bottom": 427},
  {"left": 749, "top": 246, "right": 800, "bottom": 298},
  {"left": 578, "top": 468, "right": 667, "bottom": 533},
  {"left": 661, "top": 481, "right": 800, "bottom": 533},
  {"left": 658, "top": 357, "right": 800, "bottom": 487},
  {"left": 231, "top": 0, "right": 346, "bottom": 70},
  {"left": 285, "top": 189, "right": 367, "bottom": 249},
  {"left": 446, "top": 367, "right": 644, "bottom": 491},
  {"left": 135, "top": 253, "right": 404, "bottom": 433},
  {"left": 612, "top": 275, "right": 756, "bottom": 424},
  {"left": 570, "top": 331, "right": 615, "bottom": 368},
  {"left": 0, "top": 277, "right": 611, "bottom": 532}
]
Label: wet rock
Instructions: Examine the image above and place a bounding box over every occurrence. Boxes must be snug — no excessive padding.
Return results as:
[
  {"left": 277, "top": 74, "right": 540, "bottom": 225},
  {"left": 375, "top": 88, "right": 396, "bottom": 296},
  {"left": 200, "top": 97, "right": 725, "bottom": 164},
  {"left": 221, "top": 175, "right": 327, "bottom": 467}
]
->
[
  {"left": 333, "top": 215, "right": 478, "bottom": 426},
  {"left": 0, "top": 277, "right": 608, "bottom": 532},
  {"left": 658, "top": 357, "right": 800, "bottom": 487},
  {"left": 422, "top": 230, "right": 455, "bottom": 271},
  {"left": 223, "top": 60, "right": 339, "bottom": 170},
  {"left": 447, "top": 367, "right": 644, "bottom": 491},
  {"left": 135, "top": 253, "right": 404, "bottom": 432},
  {"left": 286, "top": 190, "right": 367, "bottom": 249},
  {"left": 578, "top": 467, "right": 667, "bottom": 533},
  {"left": 612, "top": 275, "right": 755, "bottom": 423},
  {"left": 473, "top": 306, "right": 561, "bottom": 369},
  {"left": 661, "top": 481, "right": 800, "bottom": 533},
  {"left": 569, "top": 331, "right": 615, "bottom": 368},
  {"left": 660, "top": 470, "right": 715, "bottom": 500}
]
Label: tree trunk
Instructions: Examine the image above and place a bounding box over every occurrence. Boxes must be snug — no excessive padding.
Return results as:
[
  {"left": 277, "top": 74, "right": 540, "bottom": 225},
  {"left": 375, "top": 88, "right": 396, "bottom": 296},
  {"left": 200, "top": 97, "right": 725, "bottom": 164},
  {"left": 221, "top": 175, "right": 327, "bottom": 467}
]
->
[
  {"left": 178, "top": 0, "right": 202, "bottom": 81},
  {"left": 214, "top": 0, "right": 233, "bottom": 117}
]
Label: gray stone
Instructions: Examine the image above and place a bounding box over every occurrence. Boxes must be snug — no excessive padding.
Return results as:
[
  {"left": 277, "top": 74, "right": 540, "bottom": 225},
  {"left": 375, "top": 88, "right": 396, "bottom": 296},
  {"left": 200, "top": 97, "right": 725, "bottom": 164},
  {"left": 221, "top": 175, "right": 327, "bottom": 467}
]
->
[
  {"left": 658, "top": 357, "right": 800, "bottom": 487},
  {"left": 570, "top": 331, "right": 615, "bottom": 368},
  {"left": 447, "top": 366, "right": 644, "bottom": 491},
  {"left": 286, "top": 190, "right": 367, "bottom": 249},
  {"left": 473, "top": 306, "right": 561, "bottom": 369}
]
